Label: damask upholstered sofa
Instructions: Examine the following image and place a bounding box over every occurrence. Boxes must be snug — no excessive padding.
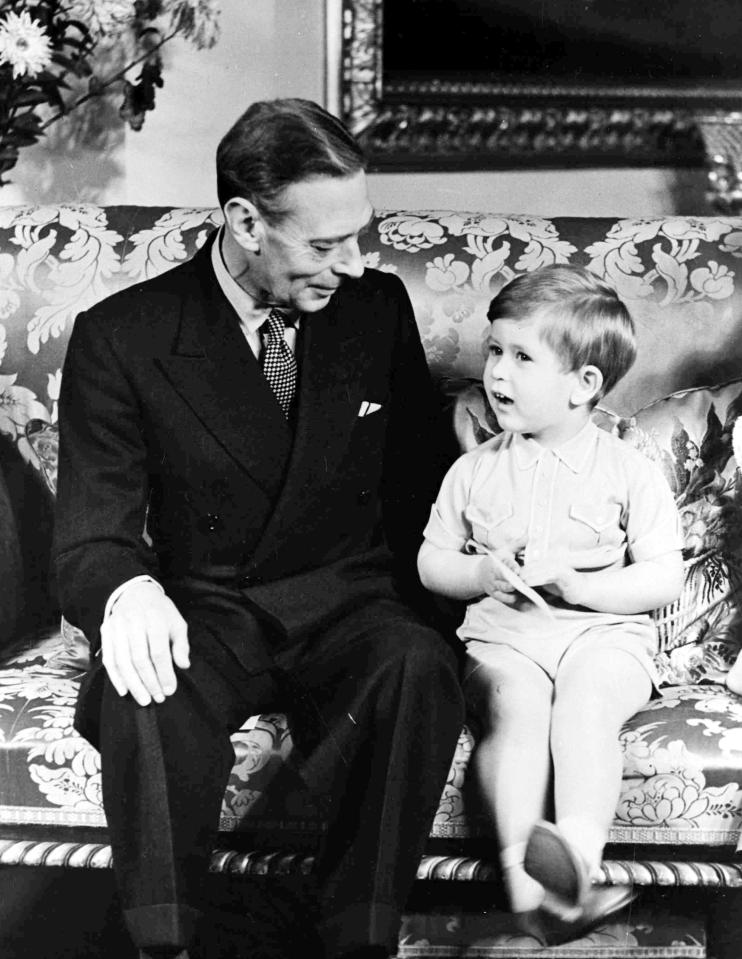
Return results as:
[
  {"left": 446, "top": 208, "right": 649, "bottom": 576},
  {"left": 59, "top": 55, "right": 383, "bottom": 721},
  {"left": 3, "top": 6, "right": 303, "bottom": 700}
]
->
[{"left": 0, "top": 206, "right": 742, "bottom": 958}]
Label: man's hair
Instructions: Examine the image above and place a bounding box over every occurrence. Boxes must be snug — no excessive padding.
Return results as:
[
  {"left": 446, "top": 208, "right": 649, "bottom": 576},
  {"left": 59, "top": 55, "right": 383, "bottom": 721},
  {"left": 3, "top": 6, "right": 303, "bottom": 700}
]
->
[
  {"left": 216, "top": 98, "right": 366, "bottom": 221},
  {"left": 487, "top": 264, "right": 636, "bottom": 402}
]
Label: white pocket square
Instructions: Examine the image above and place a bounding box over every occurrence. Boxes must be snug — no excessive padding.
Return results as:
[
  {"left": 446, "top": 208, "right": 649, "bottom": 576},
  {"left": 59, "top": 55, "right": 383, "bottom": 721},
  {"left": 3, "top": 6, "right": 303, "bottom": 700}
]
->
[{"left": 358, "top": 401, "right": 382, "bottom": 417}]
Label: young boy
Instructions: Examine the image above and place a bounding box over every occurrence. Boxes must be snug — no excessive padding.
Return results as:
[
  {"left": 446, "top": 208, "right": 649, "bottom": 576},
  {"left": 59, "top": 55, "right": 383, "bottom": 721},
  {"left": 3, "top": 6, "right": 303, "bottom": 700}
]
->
[{"left": 417, "top": 265, "right": 684, "bottom": 944}]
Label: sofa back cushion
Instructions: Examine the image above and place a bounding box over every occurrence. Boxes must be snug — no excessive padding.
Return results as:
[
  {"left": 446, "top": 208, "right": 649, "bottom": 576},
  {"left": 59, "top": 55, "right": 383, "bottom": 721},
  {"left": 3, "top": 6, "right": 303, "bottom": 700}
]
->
[
  {"left": 0, "top": 444, "right": 22, "bottom": 647},
  {"left": 622, "top": 378, "right": 742, "bottom": 684},
  {"left": 1, "top": 207, "right": 741, "bottom": 676}
]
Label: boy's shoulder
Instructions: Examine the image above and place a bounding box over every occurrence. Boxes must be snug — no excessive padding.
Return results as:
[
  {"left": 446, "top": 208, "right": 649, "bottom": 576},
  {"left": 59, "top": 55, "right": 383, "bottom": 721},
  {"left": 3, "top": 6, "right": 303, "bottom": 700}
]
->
[{"left": 594, "top": 424, "right": 669, "bottom": 484}]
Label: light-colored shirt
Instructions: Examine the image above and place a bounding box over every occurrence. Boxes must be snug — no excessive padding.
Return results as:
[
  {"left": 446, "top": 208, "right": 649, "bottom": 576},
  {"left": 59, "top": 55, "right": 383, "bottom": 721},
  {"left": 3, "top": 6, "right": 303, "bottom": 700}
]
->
[{"left": 424, "top": 420, "right": 683, "bottom": 645}]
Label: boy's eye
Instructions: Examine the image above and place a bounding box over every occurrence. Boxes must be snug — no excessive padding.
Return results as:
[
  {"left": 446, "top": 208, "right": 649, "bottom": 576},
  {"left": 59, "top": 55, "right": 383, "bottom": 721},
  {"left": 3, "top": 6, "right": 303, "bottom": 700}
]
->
[
  {"left": 516, "top": 351, "right": 531, "bottom": 362},
  {"left": 489, "top": 344, "right": 502, "bottom": 355}
]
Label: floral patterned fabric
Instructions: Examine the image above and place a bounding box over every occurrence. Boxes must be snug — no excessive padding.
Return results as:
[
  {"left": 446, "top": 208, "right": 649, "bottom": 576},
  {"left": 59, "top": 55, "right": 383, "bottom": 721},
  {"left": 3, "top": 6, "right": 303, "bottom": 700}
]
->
[
  {"left": 398, "top": 900, "right": 706, "bottom": 956},
  {"left": 0, "top": 206, "right": 741, "bottom": 856}
]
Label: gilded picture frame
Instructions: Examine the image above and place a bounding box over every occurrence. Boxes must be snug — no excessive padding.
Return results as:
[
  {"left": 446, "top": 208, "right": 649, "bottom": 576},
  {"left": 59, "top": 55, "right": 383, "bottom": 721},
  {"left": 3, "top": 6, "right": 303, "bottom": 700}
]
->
[{"left": 326, "top": 0, "right": 742, "bottom": 172}]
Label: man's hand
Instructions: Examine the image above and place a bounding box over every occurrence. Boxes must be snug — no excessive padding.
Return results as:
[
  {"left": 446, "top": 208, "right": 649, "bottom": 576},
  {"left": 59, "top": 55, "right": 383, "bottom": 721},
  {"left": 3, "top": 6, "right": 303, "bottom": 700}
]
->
[{"left": 100, "top": 581, "right": 190, "bottom": 706}]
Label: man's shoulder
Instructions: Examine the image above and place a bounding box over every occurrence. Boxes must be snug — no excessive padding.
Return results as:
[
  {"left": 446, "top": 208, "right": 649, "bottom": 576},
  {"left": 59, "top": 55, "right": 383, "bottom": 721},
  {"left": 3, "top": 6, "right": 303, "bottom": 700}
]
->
[{"left": 74, "top": 248, "right": 205, "bottom": 339}]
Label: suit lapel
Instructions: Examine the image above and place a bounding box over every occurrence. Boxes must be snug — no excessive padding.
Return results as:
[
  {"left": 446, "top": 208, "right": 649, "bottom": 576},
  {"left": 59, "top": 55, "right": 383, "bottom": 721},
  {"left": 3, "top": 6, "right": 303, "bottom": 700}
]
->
[
  {"left": 250, "top": 285, "right": 370, "bottom": 564},
  {"left": 156, "top": 241, "right": 292, "bottom": 499}
]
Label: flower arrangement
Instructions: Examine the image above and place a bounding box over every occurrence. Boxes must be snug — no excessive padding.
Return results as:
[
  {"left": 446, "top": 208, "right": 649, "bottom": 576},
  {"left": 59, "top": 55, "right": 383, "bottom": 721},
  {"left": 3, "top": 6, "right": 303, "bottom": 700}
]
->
[{"left": 0, "top": 0, "right": 220, "bottom": 186}]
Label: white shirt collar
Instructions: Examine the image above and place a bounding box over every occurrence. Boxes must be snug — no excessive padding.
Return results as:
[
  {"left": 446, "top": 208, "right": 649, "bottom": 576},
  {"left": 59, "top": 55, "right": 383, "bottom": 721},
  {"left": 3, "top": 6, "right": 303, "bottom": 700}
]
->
[
  {"left": 511, "top": 419, "right": 598, "bottom": 473},
  {"left": 210, "top": 228, "right": 300, "bottom": 335}
]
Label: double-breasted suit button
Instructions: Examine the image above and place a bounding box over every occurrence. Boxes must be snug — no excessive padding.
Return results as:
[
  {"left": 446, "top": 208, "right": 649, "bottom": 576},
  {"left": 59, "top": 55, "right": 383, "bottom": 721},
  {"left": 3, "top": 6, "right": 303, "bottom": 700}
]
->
[
  {"left": 199, "top": 512, "right": 222, "bottom": 534},
  {"left": 238, "top": 572, "right": 260, "bottom": 587},
  {"left": 358, "top": 489, "right": 371, "bottom": 505}
]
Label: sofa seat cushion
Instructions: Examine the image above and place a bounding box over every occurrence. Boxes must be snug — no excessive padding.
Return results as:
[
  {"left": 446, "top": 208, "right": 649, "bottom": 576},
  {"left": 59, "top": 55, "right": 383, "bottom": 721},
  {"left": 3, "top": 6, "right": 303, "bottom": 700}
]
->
[
  {"left": 0, "top": 631, "right": 323, "bottom": 838},
  {"left": 433, "top": 686, "right": 742, "bottom": 845},
  {"left": 2, "top": 632, "right": 742, "bottom": 850}
]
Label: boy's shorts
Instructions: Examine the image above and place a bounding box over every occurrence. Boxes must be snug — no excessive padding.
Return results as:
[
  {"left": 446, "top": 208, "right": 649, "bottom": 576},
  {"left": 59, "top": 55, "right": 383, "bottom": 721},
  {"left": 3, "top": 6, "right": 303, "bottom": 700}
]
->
[{"left": 463, "top": 623, "right": 660, "bottom": 696}]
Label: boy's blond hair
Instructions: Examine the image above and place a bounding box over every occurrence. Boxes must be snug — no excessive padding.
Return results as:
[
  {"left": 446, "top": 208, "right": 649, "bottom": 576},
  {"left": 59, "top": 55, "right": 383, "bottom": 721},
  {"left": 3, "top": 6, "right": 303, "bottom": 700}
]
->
[{"left": 487, "top": 264, "right": 636, "bottom": 402}]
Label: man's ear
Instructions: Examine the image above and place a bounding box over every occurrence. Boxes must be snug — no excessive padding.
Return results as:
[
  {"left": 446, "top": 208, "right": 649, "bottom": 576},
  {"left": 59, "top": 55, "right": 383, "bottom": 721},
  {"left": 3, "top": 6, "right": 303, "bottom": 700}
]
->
[
  {"left": 571, "top": 365, "right": 603, "bottom": 407},
  {"left": 223, "top": 197, "right": 263, "bottom": 253}
]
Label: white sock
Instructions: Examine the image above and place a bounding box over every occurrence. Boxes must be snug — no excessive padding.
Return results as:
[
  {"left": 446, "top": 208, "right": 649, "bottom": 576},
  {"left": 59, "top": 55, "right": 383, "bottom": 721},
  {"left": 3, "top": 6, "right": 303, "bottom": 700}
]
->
[{"left": 500, "top": 841, "right": 545, "bottom": 913}]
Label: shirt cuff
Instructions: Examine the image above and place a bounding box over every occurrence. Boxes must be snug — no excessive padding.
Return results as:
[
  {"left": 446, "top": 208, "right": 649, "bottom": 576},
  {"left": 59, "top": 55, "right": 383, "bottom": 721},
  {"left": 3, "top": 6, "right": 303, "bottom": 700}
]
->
[{"left": 105, "top": 575, "right": 164, "bottom": 619}]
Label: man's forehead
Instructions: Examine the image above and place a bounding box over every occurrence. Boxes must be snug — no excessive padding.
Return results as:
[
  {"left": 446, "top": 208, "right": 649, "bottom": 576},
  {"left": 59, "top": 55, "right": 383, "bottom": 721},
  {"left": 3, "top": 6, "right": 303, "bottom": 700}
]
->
[{"left": 277, "top": 172, "right": 373, "bottom": 236}]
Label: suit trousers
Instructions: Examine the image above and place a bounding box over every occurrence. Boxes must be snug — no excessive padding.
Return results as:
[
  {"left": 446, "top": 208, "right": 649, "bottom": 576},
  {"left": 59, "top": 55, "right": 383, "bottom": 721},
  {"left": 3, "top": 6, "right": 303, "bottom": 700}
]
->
[{"left": 78, "top": 593, "right": 464, "bottom": 958}]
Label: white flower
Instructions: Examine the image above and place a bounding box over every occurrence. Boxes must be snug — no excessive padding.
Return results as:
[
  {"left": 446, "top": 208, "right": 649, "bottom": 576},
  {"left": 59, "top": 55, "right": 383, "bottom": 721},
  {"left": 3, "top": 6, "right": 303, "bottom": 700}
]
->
[{"left": 0, "top": 10, "right": 53, "bottom": 79}]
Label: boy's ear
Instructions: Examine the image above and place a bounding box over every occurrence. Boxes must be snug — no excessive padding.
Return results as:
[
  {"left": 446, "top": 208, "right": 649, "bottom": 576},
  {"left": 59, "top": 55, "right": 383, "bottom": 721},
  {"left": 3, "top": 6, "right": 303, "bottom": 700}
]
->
[
  {"left": 571, "top": 365, "right": 603, "bottom": 407},
  {"left": 223, "top": 197, "right": 264, "bottom": 253}
]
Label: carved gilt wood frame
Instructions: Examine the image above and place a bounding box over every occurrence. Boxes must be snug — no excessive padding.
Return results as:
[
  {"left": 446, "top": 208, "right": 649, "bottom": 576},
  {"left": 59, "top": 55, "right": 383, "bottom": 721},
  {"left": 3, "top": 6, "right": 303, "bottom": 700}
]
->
[{"left": 325, "top": 0, "right": 742, "bottom": 172}]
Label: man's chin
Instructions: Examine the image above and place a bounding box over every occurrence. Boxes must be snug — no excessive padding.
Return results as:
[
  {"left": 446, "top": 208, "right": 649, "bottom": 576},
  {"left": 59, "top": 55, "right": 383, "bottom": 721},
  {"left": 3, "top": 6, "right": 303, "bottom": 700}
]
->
[{"left": 299, "top": 287, "right": 340, "bottom": 311}]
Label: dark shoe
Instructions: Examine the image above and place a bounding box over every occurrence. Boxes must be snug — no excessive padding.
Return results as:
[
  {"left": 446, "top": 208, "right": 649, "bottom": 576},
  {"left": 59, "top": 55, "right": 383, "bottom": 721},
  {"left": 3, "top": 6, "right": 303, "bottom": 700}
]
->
[
  {"left": 518, "top": 883, "right": 637, "bottom": 946},
  {"left": 523, "top": 820, "right": 588, "bottom": 905}
]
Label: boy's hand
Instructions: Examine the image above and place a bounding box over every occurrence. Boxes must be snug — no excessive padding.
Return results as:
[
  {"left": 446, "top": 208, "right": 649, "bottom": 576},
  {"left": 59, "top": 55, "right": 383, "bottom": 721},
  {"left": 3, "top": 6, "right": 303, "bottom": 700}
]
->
[
  {"left": 475, "top": 550, "right": 520, "bottom": 603},
  {"left": 522, "top": 557, "right": 583, "bottom": 605}
]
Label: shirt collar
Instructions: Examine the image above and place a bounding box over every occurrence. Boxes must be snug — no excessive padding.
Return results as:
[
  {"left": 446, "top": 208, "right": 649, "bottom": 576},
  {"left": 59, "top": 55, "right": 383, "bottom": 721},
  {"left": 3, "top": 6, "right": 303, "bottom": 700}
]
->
[
  {"left": 511, "top": 419, "right": 598, "bottom": 473},
  {"left": 210, "top": 228, "right": 301, "bottom": 334}
]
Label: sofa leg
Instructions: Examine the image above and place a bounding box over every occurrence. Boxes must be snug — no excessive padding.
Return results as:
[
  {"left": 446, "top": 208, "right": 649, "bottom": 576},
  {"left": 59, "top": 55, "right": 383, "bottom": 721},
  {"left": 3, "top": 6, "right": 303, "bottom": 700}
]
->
[{"left": 707, "top": 888, "right": 742, "bottom": 959}]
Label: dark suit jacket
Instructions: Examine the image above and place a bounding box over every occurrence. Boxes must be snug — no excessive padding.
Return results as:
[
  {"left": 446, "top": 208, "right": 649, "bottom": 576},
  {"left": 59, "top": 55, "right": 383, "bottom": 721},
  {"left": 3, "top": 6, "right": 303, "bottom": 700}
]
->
[{"left": 54, "top": 234, "right": 447, "bottom": 672}]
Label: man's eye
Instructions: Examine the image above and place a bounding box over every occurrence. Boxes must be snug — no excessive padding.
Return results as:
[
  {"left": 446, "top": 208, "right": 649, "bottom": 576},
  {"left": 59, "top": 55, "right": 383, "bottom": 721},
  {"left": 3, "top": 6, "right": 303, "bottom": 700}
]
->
[{"left": 312, "top": 243, "right": 335, "bottom": 254}]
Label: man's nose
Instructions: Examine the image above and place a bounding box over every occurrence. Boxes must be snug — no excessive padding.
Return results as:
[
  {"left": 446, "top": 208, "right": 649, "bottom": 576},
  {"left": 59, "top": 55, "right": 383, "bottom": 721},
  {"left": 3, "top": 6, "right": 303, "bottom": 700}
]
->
[{"left": 333, "top": 237, "right": 364, "bottom": 279}]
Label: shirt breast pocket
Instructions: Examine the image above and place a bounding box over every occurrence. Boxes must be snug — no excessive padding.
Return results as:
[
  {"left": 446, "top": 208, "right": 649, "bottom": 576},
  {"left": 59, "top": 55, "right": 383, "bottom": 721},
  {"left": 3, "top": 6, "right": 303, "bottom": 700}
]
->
[
  {"left": 568, "top": 503, "right": 622, "bottom": 548},
  {"left": 464, "top": 503, "right": 521, "bottom": 550}
]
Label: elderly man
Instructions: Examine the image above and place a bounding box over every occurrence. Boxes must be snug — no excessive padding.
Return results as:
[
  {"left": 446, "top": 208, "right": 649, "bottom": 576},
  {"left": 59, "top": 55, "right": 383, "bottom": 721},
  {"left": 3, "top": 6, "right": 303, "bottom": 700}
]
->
[{"left": 54, "top": 99, "right": 464, "bottom": 959}]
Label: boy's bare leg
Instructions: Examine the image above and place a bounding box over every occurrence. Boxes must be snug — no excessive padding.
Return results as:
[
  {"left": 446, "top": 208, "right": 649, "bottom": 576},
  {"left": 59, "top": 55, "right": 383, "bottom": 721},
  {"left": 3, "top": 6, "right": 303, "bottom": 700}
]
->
[
  {"left": 551, "top": 646, "right": 651, "bottom": 876},
  {"left": 464, "top": 647, "right": 554, "bottom": 912}
]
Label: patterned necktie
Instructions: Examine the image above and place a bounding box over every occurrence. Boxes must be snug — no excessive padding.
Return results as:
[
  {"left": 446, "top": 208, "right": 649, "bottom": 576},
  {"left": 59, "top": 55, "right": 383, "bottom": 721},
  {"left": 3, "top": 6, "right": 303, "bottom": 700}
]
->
[{"left": 260, "top": 309, "right": 297, "bottom": 418}]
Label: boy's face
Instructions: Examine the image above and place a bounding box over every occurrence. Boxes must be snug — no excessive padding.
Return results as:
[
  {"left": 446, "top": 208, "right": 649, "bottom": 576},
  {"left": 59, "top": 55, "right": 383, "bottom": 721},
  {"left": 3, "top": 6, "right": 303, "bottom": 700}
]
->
[{"left": 484, "top": 311, "right": 591, "bottom": 447}]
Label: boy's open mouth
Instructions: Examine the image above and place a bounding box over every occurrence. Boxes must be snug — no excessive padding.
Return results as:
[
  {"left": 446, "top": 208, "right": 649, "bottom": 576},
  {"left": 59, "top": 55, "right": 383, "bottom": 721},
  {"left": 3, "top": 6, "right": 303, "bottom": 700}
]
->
[{"left": 492, "top": 392, "right": 513, "bottom": 405}]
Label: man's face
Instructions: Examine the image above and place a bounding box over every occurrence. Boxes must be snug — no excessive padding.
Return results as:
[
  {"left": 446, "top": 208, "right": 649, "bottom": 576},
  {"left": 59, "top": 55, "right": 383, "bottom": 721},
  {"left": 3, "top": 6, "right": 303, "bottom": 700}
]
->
[{"left": 250, "top": 170, "right": 374, "bottom": 313}]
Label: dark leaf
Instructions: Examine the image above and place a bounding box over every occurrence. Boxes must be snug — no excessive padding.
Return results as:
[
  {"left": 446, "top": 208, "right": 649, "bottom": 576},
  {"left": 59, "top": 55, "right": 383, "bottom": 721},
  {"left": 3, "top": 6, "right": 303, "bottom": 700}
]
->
[
  {"left": 7, "top": 130, "right": 41, "bottom": 147},
  {"left": 11, "top": 89, "right": 52, "bottom": 108},
  {"left": 699, "top": 403, "right": 726, "bottom": 470},
  {"left": 10, "top": 112, "right": 44, "bottom": 132},
  {"left": 465, "top": 407, "right": 496, "bottom": 446}
]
